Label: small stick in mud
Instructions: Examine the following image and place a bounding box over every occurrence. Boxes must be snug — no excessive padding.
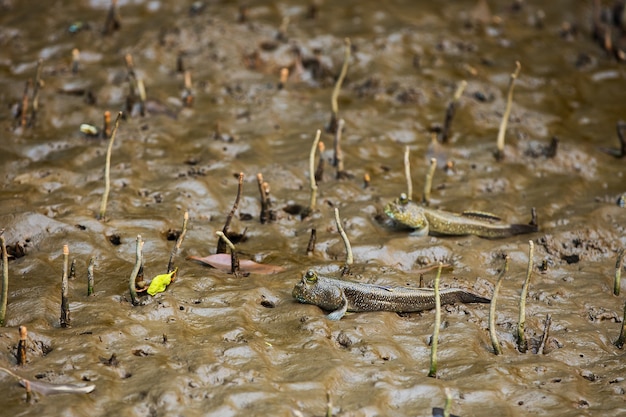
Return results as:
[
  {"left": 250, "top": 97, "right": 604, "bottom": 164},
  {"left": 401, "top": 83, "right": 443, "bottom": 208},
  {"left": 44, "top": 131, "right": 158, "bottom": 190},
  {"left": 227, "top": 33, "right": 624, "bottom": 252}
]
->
[
  {"left": 328, "top": 38, "right": 351, "bottom": 133},
  {"left": 24, "top": 379, "right": 33, "bottom": 403},
  {"left": 614, "top": 248, "right": 625, "bottom": 296},
  {"left": 404, "top": 146, "right": 413, "bottom": 201},
  {"left": 334, "top": 208, "right": 353, "bottom": 275},
  {"left": 167, "top": 211, "right": 189, "bottom": 273},
  {"left": 615, "top": 300, "right": 626, "bottom": 349},
  {"left": 60, "top": 245, "right": 71, "bottom": 328},
  {"left": 102, "top": 110, "right": 111, "bottom": 139},
  {"left": 306, "top": 228, "right": 317, "bottom": 256},
  {"left": 278, "top": 67, "right": 289, "bottom": 90},
  {"left": 217, "top": 172, "right": 244, "bottom": 254},
  {"left": 363, "top": 172, "right": 370, "bottom": 189},
  {"left": 439, "top": 80, "right": 467, "bottom": 143},
  {"left": 87, "top": 257, "right": 95, "bottom": 296},
  {"left": 29, "top": 59, "right": 43, "bottom": 127},
  {"left": 182, "top": 70, "right": 194, "bottom": 107},
  {"left": 326, "top": 390, "right": 333, "bottom": 417},
  {"left": 69, "top": 259, "right": 77, "bottom": 280},
  {"left": 315, "top": 141, "right": 325, "bottom": 182},
  {"left": 129, "top": 235, "right": 144, "bottom": 306},
  {"left": 445, "top": 387, "right": 453, "bottom": 417},
  {"left": 333, "top": 119, "right": 346, "bottom": 179},
  {"left": 216, "top": 231, "right": 240, "bottom": 276},
  {"left": 103, "top": 0, "right": 121, "bottom": 35},
  {"left": 0, "top": 234, "right": 8, "bottom": 326},
  {"left": 428, "top": 263, "right": 444, "bottom": 378},
  {"left": 489, "top": 255, "right": 510, "bottom": 355},
  {"left": 257, "top": 173, "right": 273, "bottom": 224},
  {"left": 20, "top": 80, "right": 31, "bottom": 128},
  {"left": 308, "top": 130, "right": 322, "bottom": 214},
  {"left": 71, "top": 48, "right": 80, "bottom": 74},
  {"left": 17, "top": 325, "right": 27, "bottom": 365},
  {"left": 495, "top": 61, "right": 521, "bottom": 161},
  {"left": 98, "top": 111, "right": 122, "bottom": 220},
  {"left": 517, "top": 240, "right": 534, "bottom": 353},
  {"left": 617, "top": 121, "right": 626, "bottom": 158},
  {"left": 422, "top": 158, "right": 437, "bottom": 205},
  {"left": 136, "top": 78, "right": 146, "bottom": 116},
  {"left": 537, "top": 313, "right": 552, "bottom": 354}
]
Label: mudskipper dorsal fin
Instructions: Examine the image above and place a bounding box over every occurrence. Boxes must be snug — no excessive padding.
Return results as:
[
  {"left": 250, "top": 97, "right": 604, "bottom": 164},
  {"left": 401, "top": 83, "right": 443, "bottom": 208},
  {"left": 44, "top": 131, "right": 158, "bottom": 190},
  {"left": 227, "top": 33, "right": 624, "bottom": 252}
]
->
[
  {"left": 461, "top": 210, "right": 502, "bottom": 222},
  {"left": 372, "top": 285, "right": 394, "bottom": 292}
]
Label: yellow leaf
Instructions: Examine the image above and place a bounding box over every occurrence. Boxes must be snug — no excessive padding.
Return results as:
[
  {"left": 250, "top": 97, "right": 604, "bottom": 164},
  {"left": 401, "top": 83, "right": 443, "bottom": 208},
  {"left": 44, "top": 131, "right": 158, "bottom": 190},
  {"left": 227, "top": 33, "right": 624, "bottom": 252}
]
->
[{"left": 147, "top": 269, "right": 177, "bottom": 296}]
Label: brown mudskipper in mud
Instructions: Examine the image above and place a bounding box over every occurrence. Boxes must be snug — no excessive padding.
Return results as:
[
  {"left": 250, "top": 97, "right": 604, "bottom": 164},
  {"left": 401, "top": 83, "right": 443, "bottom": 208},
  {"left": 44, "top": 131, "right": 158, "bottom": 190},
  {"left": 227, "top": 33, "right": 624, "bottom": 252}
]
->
[
  {"left": 384, "top": 193, "right": 538, "bottom": 238},
  {"left": 293, "top": 269, "right": 490, "bottom": 320}
]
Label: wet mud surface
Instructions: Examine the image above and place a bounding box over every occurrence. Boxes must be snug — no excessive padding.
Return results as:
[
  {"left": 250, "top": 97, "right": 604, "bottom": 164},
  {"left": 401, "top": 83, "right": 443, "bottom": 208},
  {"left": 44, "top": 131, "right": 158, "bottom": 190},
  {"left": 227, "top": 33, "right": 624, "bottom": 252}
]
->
[{"left": 1, "top": 0, "right": 626, "bottom": 416}]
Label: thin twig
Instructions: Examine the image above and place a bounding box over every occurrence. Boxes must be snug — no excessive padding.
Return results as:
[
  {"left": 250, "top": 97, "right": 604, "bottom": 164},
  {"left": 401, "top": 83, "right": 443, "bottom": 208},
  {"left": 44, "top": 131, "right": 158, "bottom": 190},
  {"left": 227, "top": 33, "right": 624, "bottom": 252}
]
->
[
  {"left": 306, "top": 228, "right": 317, "bottom": 256},
  {"left": 217, "top": 173, "right": 244, "bottom": 254},
  {"left": 98, "top": 111, "right": 122, "bottom": 220},
  {"left": 20, "top": 80, "right": 30, "bottom": 128},
  {"left": 17, "top": 325, "right": 27, "bottom": 365},
  {"left": 489, "top": 256, "right": 510, "bottom": 355},
  {"left": 102, "top": 110, "right": 111, "bottom": 139},
  {"left": 69, "top": 259, "right": 76, "bottom": 280},
  {"left": 87, "top": 257, "right": 95, "bottom": 296},
  {"left": 167, "top": 211, "right": 189, "bottom": 273},
  {"left": 517, "top": 240, "right": 534, "bottom": 353},
  {"left": 443, "top": 387, "right": 452, "bottom": 417},
  {"left": 328, "top": 38, "right": 351, "bottom": 133},
  {"left": 404, "top": 146, "right": 412, "bottom": 201},
  {"left": 60, "top": 245, "right": 71, "bottom": 328},
  {"left": 615, "top": 300, "right": 626, "bottom": 349},
  {"left": 326, "top": 390, "right": 332, "bottom": 417},
  {"left": 614, "top": 248, "right": 625, "bottom": 296},
  {"left": 422, "top": 158, "right": 437, "bottom": 205},
  {"left": 334, "top": 208, "right": 353, "bottom": 275},
  {"left": 216, "top": 231, "right": 240, "bottom": 275},
  {"left": 29, "top": 59, "right": 44, "bottom": 127},
  {"left": 0, "top": 235, "right": 8, "bottom": 326},
  {"left": 495, "top": 61, "right": 521, "bottom": 160},
  {"left": 440, "top": 80, "right": 467, "bottom": 143},
  {"left": 617, "top": 121, "right": 626, "bottom": 158},
  {"left": 309, "top": 130, "right": 321, "bottom": 212},
  {"left": 71, "top": 48, "right": 80, "bottom": 74},
  {"left": 538, "top": 313, "right": 552, "bottom": 354},
  {"left": 129, "top": 235, "right": 143, "bottom": 306},
  {"left": 257, "top": 173, "right": 272, "bottom": 224},
  {"left": 428, "top": 263, "right": 443, "bottom": 378},
  {"left": 103, "top": 0, "right": 121, "bottom": 35},
  {"left": 333, "top": 119, "right": 345, "bottom": 178},
  {"left": 315, "top": 141, "right": 325, "bottom": 182}
]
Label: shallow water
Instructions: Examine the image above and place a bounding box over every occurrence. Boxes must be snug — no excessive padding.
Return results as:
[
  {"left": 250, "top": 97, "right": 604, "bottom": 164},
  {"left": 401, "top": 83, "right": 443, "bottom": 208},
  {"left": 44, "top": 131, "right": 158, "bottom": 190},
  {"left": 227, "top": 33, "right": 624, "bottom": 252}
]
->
[{"left": 1, "top": 0, "right": 626, "bottom": 416}]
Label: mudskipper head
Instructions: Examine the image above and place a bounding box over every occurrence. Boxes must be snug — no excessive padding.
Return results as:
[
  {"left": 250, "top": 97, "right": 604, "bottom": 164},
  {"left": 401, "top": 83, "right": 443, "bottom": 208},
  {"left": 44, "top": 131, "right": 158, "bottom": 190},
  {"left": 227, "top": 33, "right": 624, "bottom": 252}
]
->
[
  {"left": 292, "top": 269, "right": 322, "bottom": 305},
  {"left": 293, "top": 270, "right": 344, "bottom": 312},
  {"left": 383, "top": 193, "right": 428, "bottom": 231}
]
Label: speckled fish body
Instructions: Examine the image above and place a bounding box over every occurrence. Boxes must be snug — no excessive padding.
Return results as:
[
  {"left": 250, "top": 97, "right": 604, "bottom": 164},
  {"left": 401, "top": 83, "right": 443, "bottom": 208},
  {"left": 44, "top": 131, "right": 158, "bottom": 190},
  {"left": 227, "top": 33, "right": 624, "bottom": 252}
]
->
[
  {"left": 292, "top": 270, "right": 490, "bottom": 320},
  {"left": 384, "top": 197, "right": 537, "bottom": 238}
]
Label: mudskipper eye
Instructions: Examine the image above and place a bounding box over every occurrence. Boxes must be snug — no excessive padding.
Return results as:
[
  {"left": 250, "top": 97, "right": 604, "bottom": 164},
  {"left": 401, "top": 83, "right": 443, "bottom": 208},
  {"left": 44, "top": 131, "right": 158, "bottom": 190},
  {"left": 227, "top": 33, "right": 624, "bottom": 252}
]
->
[
  {"left": 304, "top": 270, "right": 318, "bottom": 283},
  {"left": 399, "top": 193, "right": 409, "bottom": 205}
]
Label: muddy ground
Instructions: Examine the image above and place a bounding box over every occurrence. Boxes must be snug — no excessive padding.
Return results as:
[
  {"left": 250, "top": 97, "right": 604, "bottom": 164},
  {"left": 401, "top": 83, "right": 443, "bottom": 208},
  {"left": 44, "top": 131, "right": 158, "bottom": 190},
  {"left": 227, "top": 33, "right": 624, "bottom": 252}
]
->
[{"left": 0, "top": 0, "right": 626, "bottom": 416}]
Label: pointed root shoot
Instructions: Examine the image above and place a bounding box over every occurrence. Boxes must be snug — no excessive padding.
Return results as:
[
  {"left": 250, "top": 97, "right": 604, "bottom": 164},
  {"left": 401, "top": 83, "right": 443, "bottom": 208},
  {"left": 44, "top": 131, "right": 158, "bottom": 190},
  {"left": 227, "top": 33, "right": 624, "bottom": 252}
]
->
[
  {"left": 489, "top": 256, "right": 510, "bottom": 355},
  {"left": 495, "top": 62, "right": 521, "bottom": 160}
]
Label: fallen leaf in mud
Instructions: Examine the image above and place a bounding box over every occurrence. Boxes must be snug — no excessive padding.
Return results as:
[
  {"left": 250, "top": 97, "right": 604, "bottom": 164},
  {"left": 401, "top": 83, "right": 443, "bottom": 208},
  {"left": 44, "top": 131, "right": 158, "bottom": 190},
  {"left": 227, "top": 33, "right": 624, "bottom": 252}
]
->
[
  {"left": 147, "top": 268, "right": 177, "bottom": 296},
  {"left": 187, "top": 253, "right": 285, "bottom": 274}
]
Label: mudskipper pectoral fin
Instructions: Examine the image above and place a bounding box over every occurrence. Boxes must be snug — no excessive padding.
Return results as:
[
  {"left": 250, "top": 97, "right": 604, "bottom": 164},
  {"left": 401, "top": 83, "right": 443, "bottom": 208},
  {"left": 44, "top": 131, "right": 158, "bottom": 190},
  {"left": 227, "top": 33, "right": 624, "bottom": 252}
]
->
[
  {"left": 409, "top": 222, "right": 429, "bottom": 237},
  {"left": 326, "top": 291, "right": 349, "bottom": 320}
]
